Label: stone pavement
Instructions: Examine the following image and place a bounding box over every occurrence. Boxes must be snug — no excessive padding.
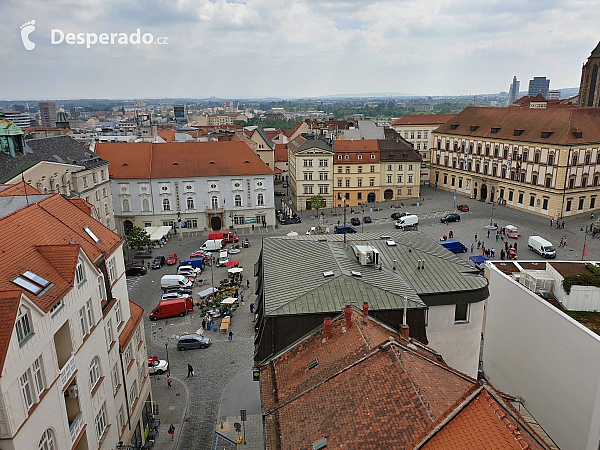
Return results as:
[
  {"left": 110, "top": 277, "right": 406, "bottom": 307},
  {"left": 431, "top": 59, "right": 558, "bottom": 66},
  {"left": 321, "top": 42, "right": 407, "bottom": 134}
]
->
[
  {"left": 148, "top": 374, "right": 188, "bottom": 449},
  {"left": 215, "top": 369, "right": 263, "bottom": 449}
]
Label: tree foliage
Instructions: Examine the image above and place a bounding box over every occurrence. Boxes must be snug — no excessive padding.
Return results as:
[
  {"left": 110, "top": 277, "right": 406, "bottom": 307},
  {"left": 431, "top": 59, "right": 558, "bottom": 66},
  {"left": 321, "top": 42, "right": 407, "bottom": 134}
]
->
[
  {"left": 562, "top": 264, "right": 600, "bottom": 294},
  {"left": 309, "top": 195, "right": 326, "bottom": 212},
  {"left": 127, "top": 226, "right": 151, "bottom": 250}
]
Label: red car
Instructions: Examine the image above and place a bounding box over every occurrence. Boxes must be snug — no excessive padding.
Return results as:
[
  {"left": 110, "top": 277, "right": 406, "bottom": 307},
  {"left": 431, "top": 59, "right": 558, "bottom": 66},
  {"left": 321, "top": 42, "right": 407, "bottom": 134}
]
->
[
  {"left": 457, "top": 204, "right": 469, "bottom": 212},
  {"left": 166, "top": 253, "right": 178, "bottom": 265},
  {"left": 190, "top": 251, "right": 211, "bottom": 261}
]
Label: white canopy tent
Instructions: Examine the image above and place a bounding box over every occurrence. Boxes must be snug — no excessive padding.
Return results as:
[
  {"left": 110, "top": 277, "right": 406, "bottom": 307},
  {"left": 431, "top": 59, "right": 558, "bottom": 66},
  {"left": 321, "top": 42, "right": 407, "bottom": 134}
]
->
[
  {"left": 221, "top": 297, "right": 238, "bottom": 304},
  {"left": 144, "top": 226, "right": 172, "bottom": 242}
]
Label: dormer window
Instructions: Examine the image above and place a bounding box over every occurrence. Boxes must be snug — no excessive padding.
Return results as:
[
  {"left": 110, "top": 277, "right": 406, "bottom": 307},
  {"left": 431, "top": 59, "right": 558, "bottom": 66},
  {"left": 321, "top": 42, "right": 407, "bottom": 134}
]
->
[
  {"left": 541, "top": 131, "right": 553, "bottom": 138},
  {"left": 491, "top": 127, "right": 501, "bottom": 134},
  {"left": 469, "top": 126, "right": 479, "bottom": 132},
  {"left": 16, "top": 306, "right": 33, "bottom": 345},
  {"left": 513, "top": 129, "right": 524, "bottom": 136},
  {"left": 450, "top": 124, "right": 459, "bottom": 130},
  {"left": 573, "top": 131, "right": 583, "bottom": 139}
]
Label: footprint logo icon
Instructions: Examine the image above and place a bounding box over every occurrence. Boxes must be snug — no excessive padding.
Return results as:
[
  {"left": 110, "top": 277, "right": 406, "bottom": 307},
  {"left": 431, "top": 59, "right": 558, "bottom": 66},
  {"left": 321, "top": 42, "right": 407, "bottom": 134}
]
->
[{"left": 20, "top": 20, "right": 36, "bottom": 51}]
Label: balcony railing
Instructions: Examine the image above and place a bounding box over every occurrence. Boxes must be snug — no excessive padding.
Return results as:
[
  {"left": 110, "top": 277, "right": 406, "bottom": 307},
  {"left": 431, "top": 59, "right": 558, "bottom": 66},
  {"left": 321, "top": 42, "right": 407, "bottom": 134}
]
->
[
  {"left": 60, "top": 355, "right": 76, "bottom": 389},
  {"left": 69, "top": 412, "right": 84, "bottom": 443}
]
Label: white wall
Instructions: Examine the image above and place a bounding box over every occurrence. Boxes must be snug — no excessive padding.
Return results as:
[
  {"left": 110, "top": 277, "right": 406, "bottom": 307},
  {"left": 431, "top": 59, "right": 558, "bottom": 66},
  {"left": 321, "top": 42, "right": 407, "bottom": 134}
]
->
[
  {"left": 483, "top": 264, "right": 600, "bottom": 450},
  {"left": 426, "top": 300, "right": 484, "bottom": 378}
]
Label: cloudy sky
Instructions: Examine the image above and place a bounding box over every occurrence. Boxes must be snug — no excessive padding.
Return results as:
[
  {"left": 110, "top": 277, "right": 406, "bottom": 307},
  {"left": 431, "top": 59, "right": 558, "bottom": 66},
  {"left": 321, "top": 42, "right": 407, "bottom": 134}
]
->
[{"left": 2, "top": 0, "right": 599, "bottom": 100}]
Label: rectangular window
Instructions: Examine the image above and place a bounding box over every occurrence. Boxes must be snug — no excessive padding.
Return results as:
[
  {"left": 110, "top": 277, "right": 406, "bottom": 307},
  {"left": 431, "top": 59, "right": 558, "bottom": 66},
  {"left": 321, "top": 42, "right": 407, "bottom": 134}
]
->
[
  {"left": 397, "top": 188, "right": 402, "bottom": 195},
  {"left": 83, "top": 177, "right": 88, "bottom": 188},
  {"left": 76, "top": 260, "right": 85, "bottom": 286},
  {"left": 387, "top": 176, "right": 392, "bottom": 183},
  {"left": 398, "top": 165, "right": 403, "bottom": 171},
  {"left": 532, "top": 174, "right": 538, "bottom": 185},
  {"left": 407, "top": 188, "right": 412, "bottom": 195},
  {"left": 319, "top": 173, "right": 328, "bottom": 181},
  {"left": 345, "top": 180, "right": 350, "bottom": 187},
  {"left": 32, "top": 357, "right": 45, "bottom": 395},
  {"left": 16, "top": 309, "right": 32, "bottom": 344},
  {"left": 106, "top": 319, "right": 114, "bottom": 344},
  {"left": 508, "top": 191, "right": 514, "bottom": 201},
  {"left": 387, "top": 165, "right": 392, "bottom": 171},
  {"left": 118, "top": 405, "right": 124, "bottom": 431},
  {"left": 370, "top": 166, "right": 375, "bottom": 173},
  {"left": 579, "top": 198, "right": 585, "bottom": 210},
  {"left": 542, "top": 198, "right": 549, "bottom": 210},
  {"left": 319, "top": 186, "right": 328, "bottom": 194},
  {"left": 124, "top": 344, "right": 132, "bottom": 367},
  {"left": 566, "top": 200, "right": 572, "bottom": 212},
  {"left": 409, "top": 165, "right": 413, "bottom": 171},
  {"left": 424, "top": 131, "right": 428, "bottom": 138},
  {"left": 454, "top": 303, "right": 469, "bottom": 323},
  {"left": 115, "top": 301, "right": 122, "bottom": 324},
  {"left": 548, "top": 154, "right": 554, "bottom": 165},
  {"left": 108, "top": 258, "right": 116, "bottom": 283},
  {"left": 346, "top": 167, "right": 350, "bottom": 174},
  {"left": 357, "top": 179, "right": 362, "bottom": 187},
  {"left": 338, "top": 166, "right": 342, "bottom": 173},
  {"left": 86, "top": 299, "right": 94, "bottom": 329},
  {"left": 337, "top": 179, "right": 342, "bottom": 187},
  {"left": 529, "top": 195, "right": 535, "bottom": 207},
  {"left": 20, "top": 371, "right": 34, "bottom": 410},
  {"left": 188, "top": 219, "right": 198, "bottom": 229},
  {"left": 358, "top": 166, "right": 362, "bottom": 173},
  {"left": 518, "top": 193, "right": 524, "bottom": 204},
  {"left": 357, "top": 192, "right": 362, "bottom": 200},
  {"left": 129, "top": 381, "right": 138, "bottom": 412},
  {"left": 95, "top": 403, "right": 108, "bottom": 442},
  {"left": 397, "top": 176, "right": 402, "bottom": 183},
  {"left": 79, "top": 308, "right": 88, "bottom": 338},
  {"left": 408, "top": 175, "right": 413, "bottom": 183},
  {"left": 369, "top": 179, "right": 375, "bottom": 187},
  {"left": 591, "top": 197, "right": 596, "bottom": 209}
]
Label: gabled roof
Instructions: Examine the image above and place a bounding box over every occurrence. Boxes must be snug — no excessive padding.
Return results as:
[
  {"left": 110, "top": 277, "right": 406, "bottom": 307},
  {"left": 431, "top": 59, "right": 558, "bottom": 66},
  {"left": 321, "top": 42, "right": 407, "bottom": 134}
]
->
[
  {"left": 261, "top": 233, "right": 488, "bottom": 317},
  {"left": 95, "top": 141, "right": 273, "bottom": 179},
  {"left": 0, "top": 180, "right": 42, "bottom": 196},
  {"left": 0, "top": 135, "right": 105, "bottom": 182},
  {"left": 274, "top": 144, "right": 288, "bottom": 162},
  {"left": 261, "top": 309, "right": 551, "bottom": 450},
  {"left": 434, "top": 106, "right": 600, "bottom": 146},
  {"left": 391, "top": 114, "right": 456, "bottom": 126},
  {"left": 0, "top": 290, "right": 24, "bottom": 374},
  {"left": 68, "top": 198, "right": 93, "bottom": 215},
  {"left": 589, "top": 41, "right": 600, "bottom": 58},
  {"left": 251, "top": 127, "right": 275, "bottom": 150},
  {"left": 287, "top": 135, "right": 332, "bottom": 155}
]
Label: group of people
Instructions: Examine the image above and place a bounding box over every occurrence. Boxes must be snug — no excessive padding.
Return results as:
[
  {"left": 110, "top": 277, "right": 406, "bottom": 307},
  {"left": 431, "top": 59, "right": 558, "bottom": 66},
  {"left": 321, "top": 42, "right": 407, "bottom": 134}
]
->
[
  {"left": 558, "top": 237, "right": 568, "bottom": 247},
  {"left": 550, "top": 219, "right": 566, "bottom": 229},
  {"left": 440, "top": 231, "right": 454, "bottom": 241}
]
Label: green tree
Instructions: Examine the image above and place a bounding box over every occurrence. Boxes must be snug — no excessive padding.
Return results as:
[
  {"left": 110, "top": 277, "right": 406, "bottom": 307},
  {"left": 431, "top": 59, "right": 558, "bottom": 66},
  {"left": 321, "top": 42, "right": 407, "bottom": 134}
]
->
[
  {"left": 127, "top": 226, "right": 151, "bottom": 250},
  {"left": 309, "top": 195, "right": 326, "bottom": 216}
]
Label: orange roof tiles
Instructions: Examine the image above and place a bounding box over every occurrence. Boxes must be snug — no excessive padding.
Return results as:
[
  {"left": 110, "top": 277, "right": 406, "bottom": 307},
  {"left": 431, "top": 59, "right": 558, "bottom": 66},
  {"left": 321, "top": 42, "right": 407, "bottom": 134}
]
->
[
  {"left": 158, "top": 129, "right": 176, "bottom": 142},
  {"left": 274, "top": 144, "right": 288, "bottom": 162},
  {"left": 261, "top": 309, "right": 551, "bottom": 450},
  {"left": 95, "top": 141, "right": 273, "bottom": 179},
  {"left": 0, "top": 181, "right": 42, "bottom": 196},
  {"left": 435, "top": 106, "right": 600, "bottom": 146},
  {"left": 0, "top": 290, "right": 23, "bottom": 373},
  {"left": 391, "top": 114, "right": 456, "bottom": 126},
  {"left": 68, "top": 198, "right": 93, "bottom": 216}
]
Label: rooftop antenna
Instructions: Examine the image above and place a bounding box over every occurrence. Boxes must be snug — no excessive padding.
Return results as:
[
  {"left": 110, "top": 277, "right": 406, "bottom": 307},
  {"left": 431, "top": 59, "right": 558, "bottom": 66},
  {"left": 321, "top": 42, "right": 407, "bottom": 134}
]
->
[{"left": 21, "top": 170, "right": 29, "bottom": 206}]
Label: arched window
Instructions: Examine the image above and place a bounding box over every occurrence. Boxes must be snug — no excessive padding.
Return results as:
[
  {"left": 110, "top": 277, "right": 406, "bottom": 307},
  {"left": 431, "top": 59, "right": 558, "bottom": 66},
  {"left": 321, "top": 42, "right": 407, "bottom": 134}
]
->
[
  {"left": 142, "top": 199, "right": 150, "bottom": 212},
  {"left": 122, "top": 199, "right": 130, "bottom": 212},
  {"left": 186, "top": 197, "right": 194, "bottom": 210},
  {"left": 211, "top": 196, "right": 218, "bottom": 209},
  {"left": 257, "top": 193, "right": 264, "bottom": 206},
  {"left": 38, "top": 429, "right": 55, "bottom": 450},
  {"left": 89, "top": 357, "right": 101, "bottom": 389},
  {"left": 162, "top": 198, "right": 170, "bottom": 211},
  {"left": 234, "top": 195, "right": 242, "bottom": 207}
]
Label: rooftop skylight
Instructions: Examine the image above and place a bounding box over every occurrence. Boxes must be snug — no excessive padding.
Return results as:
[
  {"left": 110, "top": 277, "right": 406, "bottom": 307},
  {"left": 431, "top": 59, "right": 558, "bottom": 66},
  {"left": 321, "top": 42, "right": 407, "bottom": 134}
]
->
[{"left": 84, "top": 226, "right": 101, "bottom": 244}]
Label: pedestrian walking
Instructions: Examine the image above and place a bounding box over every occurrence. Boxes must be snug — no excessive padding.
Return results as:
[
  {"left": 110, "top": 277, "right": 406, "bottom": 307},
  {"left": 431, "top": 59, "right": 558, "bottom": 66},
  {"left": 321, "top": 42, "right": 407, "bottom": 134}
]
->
[
  {"left": 505, "top": 242, "right": 509, "bottom": 251},
  {"left": 475, "top": 234, "right": 478, "bottom": 241},
  {"left": 250, "top": 302, "right": 254, "bottom": 313},
  {"left": 491, "top": 248, "right": 495, "bottom": 257},
  {"left": 559, "top": 238, "right": 564, "bottom": 247},
  {"left": 563, "top": 238, "right": 567, "bottom": 247},
  {"left": 470, "top": 243, "right": 474, "bottom": 253},
  {"left": 501, "top": 235, "right": 504, "bottom": 242},
  {"left": 487, "top": 230, "right": 490, "bottom": 238},
  {"left": 228, "top": 331, "right": 233, "bottom": 341},
  {"left": 500, "top": 249, "right": 505, "bottom": 260},
  {"left": 514, "top": 242, "right": 518, "bottom": 252},
  {"left": 187, "top": 363, "right": 194, "bottom": 378},
  {"left": 247, "top": 279, "right": 250, "bottom": 288},
  {"left": 202, "top": 318, "right": 206, "bottom": 330},
  {"left": 592, "top": 212, "right": 594, "bottom": 220},
  {"left": 240, "top": 291, "right": 244, "bottom": 302},
  {"left": 147, "top": 261, "right": 150, "bottom": 269},
  {"left": 550, "top": 219, "right": 553, "bottom": 227},
  {"left": 167, "top": 375, "right": 172, "bottom": 388},
  {"left": 562, "top": 221, "right": 565, "bottom": 229},
  {"left": 496, "top": 234, "right": 499, "bottom": 242},
  {"left": 477, "top": 241, "right": 481, "bottom": 249},
  {"left": 168, "top": 425, "right": 175, "bottom": 441},
  {"left": 449, "top": 231, "right": 453, "bottom": 238}
]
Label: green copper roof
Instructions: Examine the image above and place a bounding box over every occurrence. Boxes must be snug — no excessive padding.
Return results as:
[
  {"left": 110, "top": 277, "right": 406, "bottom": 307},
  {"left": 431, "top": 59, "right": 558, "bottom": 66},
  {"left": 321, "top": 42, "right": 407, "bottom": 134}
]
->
[
  {"left": 56, "top": 111, "right": 69, "bottom": 123},
  {"left": 591, "top": 41, "right": 600, "bottom": 58},
  {"left": 0, "top": 119, "right": 24, "bottom": 137}
]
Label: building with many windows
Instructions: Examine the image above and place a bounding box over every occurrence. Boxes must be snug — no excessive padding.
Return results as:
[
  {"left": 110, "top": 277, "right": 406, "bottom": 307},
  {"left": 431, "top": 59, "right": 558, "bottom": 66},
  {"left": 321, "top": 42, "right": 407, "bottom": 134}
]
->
[
  {"left": 0, "top": 182, "right": 152, "bottom": 450},
  {"left": 528, "top": 77, "right": 550, "bottom": 97},
  {"left": 287, "top": 134, "right": 334, "bottom": 212},
  {"left": 95, "top": 141, "right": 275, "bottom": 235},
  {"left": 39, "top": 102, "right": 57, "bottom": 128},
  {"left": 431, "top": 105, "right": 600, "bottom": 218},
  {"left": 333, "top": 139, "right": 380, "bottom": 207}
]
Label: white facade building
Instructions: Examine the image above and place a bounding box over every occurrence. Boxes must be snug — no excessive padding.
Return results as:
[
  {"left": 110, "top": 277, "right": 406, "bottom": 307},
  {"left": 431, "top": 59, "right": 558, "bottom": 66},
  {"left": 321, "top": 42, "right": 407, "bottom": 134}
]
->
[{"left": 0, "top": 184, "right": 152, "bottom": 450}]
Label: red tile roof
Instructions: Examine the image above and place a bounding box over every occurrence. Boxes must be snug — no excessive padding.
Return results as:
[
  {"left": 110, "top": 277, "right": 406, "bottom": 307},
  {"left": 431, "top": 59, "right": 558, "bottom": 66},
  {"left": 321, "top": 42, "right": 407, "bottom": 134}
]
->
[
  {"left": 274, "top": 144, "right": 288, "bottom": 162},
  {"left": 158, "top": 129, "right": 176, "bottom": 142},
  {"left": 0, "top": 290, "right": 23, "bottom": 373},
  {"left": 0, "top": 181, "right": 43, "bottom": 196},
  {"left": 95, "top": 141, "right": 273, "bottom": 179},
  {"left": 68, "top": 198, "right": 93, "bottom": 216},
  {"left": 261, "top": 309, "right": 550, "bottom": 450},
  {"left": 434, "top": 106, "right": 600, "bottom": 145},
  {"left": 391, "top": 114, "right": 456, "bottom": 126}
]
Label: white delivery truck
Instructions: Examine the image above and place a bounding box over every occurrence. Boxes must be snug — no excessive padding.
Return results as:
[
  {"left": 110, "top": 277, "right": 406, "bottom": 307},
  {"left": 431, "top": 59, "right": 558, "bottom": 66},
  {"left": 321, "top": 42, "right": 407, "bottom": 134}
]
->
[
  {"left": 161, "top": 274, "right": 194, "bottom": 290},
  {"left": 201, "top": 239, "right": 224, "bottom": 251},
  {"left": 217, "top": 250, "right": 229, "bottom": 267},
  {"left": 395, "top": 214, "right": 419, "bottom": 230},
  {"left": 528, "top": 236, "right": 556, "bottom": 259}
]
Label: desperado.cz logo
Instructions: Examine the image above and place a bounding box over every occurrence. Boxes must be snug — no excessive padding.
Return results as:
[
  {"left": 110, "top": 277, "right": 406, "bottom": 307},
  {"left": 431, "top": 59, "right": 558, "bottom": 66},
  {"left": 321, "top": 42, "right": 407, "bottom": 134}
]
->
[{"left": 20, "top": 20, "right": 168, "bottom": 50}]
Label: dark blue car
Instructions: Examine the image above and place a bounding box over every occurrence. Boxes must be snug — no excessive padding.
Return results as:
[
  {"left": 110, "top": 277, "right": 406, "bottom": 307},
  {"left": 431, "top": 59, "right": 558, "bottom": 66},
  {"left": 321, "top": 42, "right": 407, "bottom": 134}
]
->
[{"left": 334, "top": 225, "right": 357, "bottom": 234}]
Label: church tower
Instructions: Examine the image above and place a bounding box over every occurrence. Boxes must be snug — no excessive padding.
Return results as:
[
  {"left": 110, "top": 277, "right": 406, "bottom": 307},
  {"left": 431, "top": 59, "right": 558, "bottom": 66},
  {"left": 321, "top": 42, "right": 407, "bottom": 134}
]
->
[{"left": 579, "top": 41, "right": 600, "bottom": 107}]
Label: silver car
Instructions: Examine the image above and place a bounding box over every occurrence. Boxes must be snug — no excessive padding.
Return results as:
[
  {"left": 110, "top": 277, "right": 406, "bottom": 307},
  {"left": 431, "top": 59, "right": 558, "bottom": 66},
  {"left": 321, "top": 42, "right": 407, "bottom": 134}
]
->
[{"left": 177, "top": 334, "right": 211, "bottom": 351}]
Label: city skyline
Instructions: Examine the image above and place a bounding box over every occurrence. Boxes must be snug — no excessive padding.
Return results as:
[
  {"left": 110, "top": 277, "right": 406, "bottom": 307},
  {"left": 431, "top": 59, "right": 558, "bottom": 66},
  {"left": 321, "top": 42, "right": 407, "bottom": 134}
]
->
[{"left": 1, "top": 0, "right": 599, "bottom": 100}]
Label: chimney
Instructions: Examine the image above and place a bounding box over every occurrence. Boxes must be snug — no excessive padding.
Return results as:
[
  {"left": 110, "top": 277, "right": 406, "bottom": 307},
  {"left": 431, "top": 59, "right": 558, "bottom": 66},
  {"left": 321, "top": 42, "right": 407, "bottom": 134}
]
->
[
  {"left": 324, "top": 317, "right": 332, "bottom": 340},
  {"left": 362, "top": 302, "right": 369, "bottom": 325},
  {"left": 400, "top": 324, "right": 410, "bottom": 340},
  {"left": 344, "top": 305, "right": 352, "bottom": 329}
]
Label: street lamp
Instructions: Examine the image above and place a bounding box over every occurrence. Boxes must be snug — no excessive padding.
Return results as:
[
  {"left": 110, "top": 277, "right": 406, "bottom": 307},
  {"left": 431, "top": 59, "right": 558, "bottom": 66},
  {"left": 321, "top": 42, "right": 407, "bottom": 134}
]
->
[
  {"left": 581, "top": 226, "right": 588, "bottom": 261},
  {"left": 164, "top": 342, "right": 170, "bottom": 376},
  {"left": 177, "top": 212, "right": 183, "bottom": 242},
  {"left": 485, "top": 186, "right": 498, "bottom": 231}
]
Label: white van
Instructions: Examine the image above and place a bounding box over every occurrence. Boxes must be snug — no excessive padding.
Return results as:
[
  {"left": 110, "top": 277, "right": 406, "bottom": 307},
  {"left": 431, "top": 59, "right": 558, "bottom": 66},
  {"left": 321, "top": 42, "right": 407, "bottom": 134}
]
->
[
  {"left": 201, "top": 239, "right": 224, "bottom": 251},
  {"left": 177, "top": 265, "right": 201, "bottom": 277},
  {"left": 217, "top": 250, "right": 229, "bottom": 267},
  {"left": 161, "top": 274, "right": 193, "bottom": 290},
  {"left": 528, "top": 236, "right": 556, "bottom": 259},
  {"left": 395, "top": 214, "right": 419, "bottom": 230}
]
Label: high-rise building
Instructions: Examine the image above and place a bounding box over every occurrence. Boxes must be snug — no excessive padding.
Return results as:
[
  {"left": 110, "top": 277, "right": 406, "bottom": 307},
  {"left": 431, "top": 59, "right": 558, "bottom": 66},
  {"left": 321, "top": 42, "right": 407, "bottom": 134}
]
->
[
  {"left": 39, "top": 102, "right": 57, "bottom": 127},
  {"left": 547, "top": 89, "right": 561, "bottom": 100},
  {"left": 507, "top": 76, "right": 520, "bottom": 105},
  {"left": 173, "top": 104, "right": 185, "bottom": 119},
  {"left": 579, "top": 41, "right": 600, "bottom": 107},
  {"left": 527, "top": 77, "right": 550, "bottom": 97}
]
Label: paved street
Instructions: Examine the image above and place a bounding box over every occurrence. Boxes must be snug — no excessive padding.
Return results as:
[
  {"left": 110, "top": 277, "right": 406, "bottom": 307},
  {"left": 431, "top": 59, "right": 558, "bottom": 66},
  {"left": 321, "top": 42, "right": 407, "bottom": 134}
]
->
[{"left": 126, "top": 185, "right": 599, "bottom": 449}]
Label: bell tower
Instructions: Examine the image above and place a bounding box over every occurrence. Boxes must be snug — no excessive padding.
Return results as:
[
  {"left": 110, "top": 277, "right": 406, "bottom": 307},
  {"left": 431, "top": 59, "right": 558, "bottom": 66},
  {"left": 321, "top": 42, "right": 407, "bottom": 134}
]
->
[{"left": 579, "top": 41, "right": 600, "bottom": 107}]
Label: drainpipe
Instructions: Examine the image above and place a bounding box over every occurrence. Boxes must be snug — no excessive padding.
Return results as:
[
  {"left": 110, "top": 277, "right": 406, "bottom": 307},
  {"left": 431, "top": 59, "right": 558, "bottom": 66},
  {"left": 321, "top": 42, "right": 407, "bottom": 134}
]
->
[{"left": 560, "top": 148, "right": 572, "bottom": 219}]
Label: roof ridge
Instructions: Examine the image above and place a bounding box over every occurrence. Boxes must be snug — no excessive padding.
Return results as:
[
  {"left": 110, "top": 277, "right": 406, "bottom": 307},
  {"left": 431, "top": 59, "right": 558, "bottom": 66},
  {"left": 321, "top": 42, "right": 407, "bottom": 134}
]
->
[{"left": 482, "top": 389, "right": 530, "bottom": 449}]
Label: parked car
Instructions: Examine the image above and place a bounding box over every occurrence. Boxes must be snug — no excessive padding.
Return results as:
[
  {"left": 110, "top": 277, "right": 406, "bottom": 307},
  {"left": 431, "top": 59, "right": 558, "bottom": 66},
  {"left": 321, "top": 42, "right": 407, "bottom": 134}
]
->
[
  {"left": 391, "top": 212, "right": 410, "bottom": 220},
  {"left": 161, "top": 291, "right": 192, "bottom": 301},
  {"left": 150, "top": 297, "right": 194, "bottom": 320},
  {"left": 350, "top": 217, "right": 361, "bottom": 226},
  {"left": 334, "top": 225, "right": 357, "bottom": 234},
  {"left": 126, "top": 265, "right": 147, "bottom": 276},
  {"left": 147, "top": 356, "right": 169, "bottom": 375},
  {"left": 177, "top": 334, "right": 212, "bottom": 351},
  {"left": 275, "top": 191, "right": 285, "bottom": 196},
  {"left": 395, "top": 215, "right": 419, "bottom": 229},
  {"left": 457, "top": 204, "right": 469, "bottom": 212},
  {"left": 291, "top": 216, "right": 302, "bottom": 223},
  {"left": 151, "top": 255, "right": 166, "bottom": 269},
  {"left": 363, "top": 216, "right": 372, "bottom": 223},
  {"left": 440, "top": 213, "right": 461, "bottom": 223},
  {"left": 162, "top": 286, "right": 193, "bottom": 295},
  {"left": 166, "top": 253, "right": 178, "bottom": 265},
  {"left": 438, "top": 239, "right": 468, "bottom": 253}
]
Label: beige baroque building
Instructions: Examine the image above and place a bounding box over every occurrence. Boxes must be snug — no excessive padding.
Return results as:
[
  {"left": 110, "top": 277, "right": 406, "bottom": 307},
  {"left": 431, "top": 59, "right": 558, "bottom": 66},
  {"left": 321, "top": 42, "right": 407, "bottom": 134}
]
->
[
  {"left": 431, "top": 104, "right": 600, "bottom": 218},
  {"left": 333, "top": 139, "right": 380, "bottom": 207},
  {"left": 288, "top": 134, "right": 334, "bottom": 211}
]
